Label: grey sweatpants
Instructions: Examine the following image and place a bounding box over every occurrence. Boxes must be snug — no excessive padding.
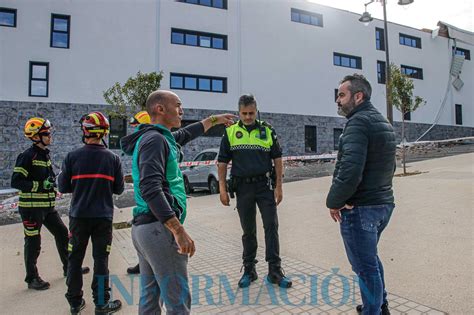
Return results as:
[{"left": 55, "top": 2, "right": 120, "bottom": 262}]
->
[{"left": 131, "top": 221, "right": 190, "bottom": 315}]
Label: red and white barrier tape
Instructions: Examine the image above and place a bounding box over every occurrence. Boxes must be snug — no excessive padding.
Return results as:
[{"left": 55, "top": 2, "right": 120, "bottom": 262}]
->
[{"left": 178, "top": 153, "right": 336, "bottom": 167}]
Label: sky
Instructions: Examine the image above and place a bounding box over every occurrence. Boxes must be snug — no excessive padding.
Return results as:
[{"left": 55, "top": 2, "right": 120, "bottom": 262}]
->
[{"left": 308, "top": 0, "right": 473, "bottom": 32}]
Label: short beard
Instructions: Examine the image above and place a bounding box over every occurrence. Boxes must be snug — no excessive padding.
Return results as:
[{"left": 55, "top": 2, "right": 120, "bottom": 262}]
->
[{"left": 337, "top": 98, "right": 357, "bottom": 117}]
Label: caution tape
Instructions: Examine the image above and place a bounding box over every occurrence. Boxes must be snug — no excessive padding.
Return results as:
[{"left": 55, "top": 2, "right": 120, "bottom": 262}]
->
[{"left": 178, "top": 153, "right": 336, "bottom": 167}]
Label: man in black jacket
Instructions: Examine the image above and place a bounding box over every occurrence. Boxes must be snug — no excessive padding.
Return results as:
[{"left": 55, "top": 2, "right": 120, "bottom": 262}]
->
[
  {"left": 59, "top": 111, "right": 124, "bottom": 315},
  {"left": 326, "top": 74, "right": 396, "bottom": 315}
]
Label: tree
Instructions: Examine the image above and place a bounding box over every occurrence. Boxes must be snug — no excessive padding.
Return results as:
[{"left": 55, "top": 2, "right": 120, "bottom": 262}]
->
[
  {"left": 103, "top": 71, "right": 163, "bottom": 117},
  {"left": 388, "top": 63, "right": 425, "bottom": 175}
]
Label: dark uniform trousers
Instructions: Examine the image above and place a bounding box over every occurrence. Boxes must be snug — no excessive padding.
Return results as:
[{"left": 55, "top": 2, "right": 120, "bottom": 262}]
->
[
  {"left": 236, "top": 179, "right": 281, "bottom": 266},
  {"left": 66, "top": 217, "right": 112, "bottom": 307},
  {"left": 20, "top": 208, "right": 69, "bottom": 283}
]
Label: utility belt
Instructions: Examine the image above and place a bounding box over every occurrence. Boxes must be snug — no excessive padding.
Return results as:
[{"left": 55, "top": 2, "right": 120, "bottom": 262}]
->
[
  {"left": 132, "top": 212, "right": 158, "bottom": 226},
  {"left": 228, "top": 169, "right": 276, "bottom": 198}
]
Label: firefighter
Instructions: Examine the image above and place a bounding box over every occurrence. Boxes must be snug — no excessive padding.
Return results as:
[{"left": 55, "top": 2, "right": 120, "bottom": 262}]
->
[
  {"left": 11, "top": 117, "right": 89, "bottom": 291},
  {"left": 58, "top": 112, "right": 124, "bottom": 314}
]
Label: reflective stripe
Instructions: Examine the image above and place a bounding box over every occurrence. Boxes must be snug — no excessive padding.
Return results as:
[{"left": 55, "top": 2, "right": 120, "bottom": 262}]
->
[
  {"left": 24, "top": 229, "right": 39, "bottom": 236},
  {"left": 68, "top": 243, "right": 73, "bottom": 252},
  {"left": 19, "top": 201, "right": 55, "bottom": 208},
  {"left": 106, "top": 245, "right": 111, "bottom": 253},
  {"left": 31, "top": 181, "right": 39, "bottom": 192},
  {"left": 20, "top": 192, "right": 56, "bottom": 199},
  {"left": 71, "top": 174, "right": 115, "bottom": 182},
  {"left": 13, "top": 167, "right": 28, "bottom": 177},
  {"left": 229, "top": 144, "right": 271, "bottom": 152},
  {"left": 32, "top": 160, "right": 52, "bottom": 167}
]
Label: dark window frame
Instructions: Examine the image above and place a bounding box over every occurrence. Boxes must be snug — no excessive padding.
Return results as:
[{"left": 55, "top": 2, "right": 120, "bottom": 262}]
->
[
  {"left": 334, "top": 88, "right": 338, "bottom": 102},
  {"left": 377, "top": 60, "right": 386, "bottom": 84},
  {"left": 375, "top": 27, "right": 385, "bottom": 51},
  {"left": 399, "top": 33, "right": 422, "bottom": 49},
  {"left": 304, "top": 125, "right": 317, "bottom": 153},
  {"left": 50, "top": 13, "right": 71, "bottom": 49},
  {"left": 29, "top": 61, "right": 49, "bottom": 97},
  {"left": 403, "top": 111, "right": 411, "bottom": 121},
  {"left": 333, "top": 52, "right": 362, "bottom": 69},
  {"left": 291, "top": 8, "right": 323, "bottom": 27},
  {"left": 333, "top": 128, "right": 343, "bottom": 151},
  {"left": 455, "top": 104, "right": 462, "bottom": 125},
  {"left": 170, "top": 72, "right": 227, "bottom": 93},
  {"left": 0, "top": 7, "right": 17, "bottom": 27},
  {"left": 401, "top": 64, "right": 424, "bottom": 80},
  {"left": 171, "top": 28, "right": 227, "bottom": 50},
  {"left": 453, "top": 47, "right": 471, "bottom": 61},
  {"left": 177, "top": 0, "right": 227, "bottom": 10},
  {"left": 108, "top": 116, "right": 127, "bottom": 150}
]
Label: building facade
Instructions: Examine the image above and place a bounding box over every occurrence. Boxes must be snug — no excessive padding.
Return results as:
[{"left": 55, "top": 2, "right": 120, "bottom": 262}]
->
[{"left": 0, "top": 0, "right": 473, "bottom": 188}]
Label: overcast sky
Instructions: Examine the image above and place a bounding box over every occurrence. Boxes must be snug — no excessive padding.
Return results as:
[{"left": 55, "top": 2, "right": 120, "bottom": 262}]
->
[{"left": 308, "top": 0, "right": 473, "bottom": 32}]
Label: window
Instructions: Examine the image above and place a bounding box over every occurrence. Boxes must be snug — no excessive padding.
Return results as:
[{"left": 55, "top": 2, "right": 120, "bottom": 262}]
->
[
  {"left": 29, "top": 62, "right": 49, "bottom": 97},
  {"left": 333, "top": 128, "right": 343, "bottom": 151},
  {"left": 0, "top": 7, "right": 16, "bottom": 27},
  {"left": 174, "top": 119, "right": 224, "bottom": 137},
  {"left": 304, "top": 126, "right": 317, "bottom": 153},
  {"left": 377, "top": 60, "right": 386, "bottom": 84},
  {"left": 334, "top": 89, "right": 338, "bottom": 102},
  {"left": 375, "top": 27, "right": 385, "bottom": 51},
  {"left": 333, "top": 53, "right": 362, "bottom": 69},
  {"left": 453, "top": 47, "right": 471, "bottom": 61},
  {"left": 51, "top": 14, "right": 70, "bottom": 48},
  {"left": 455, "top": 104, "right": 462, "bottom": 125},
  {"left": 399, "top": 33, "right": 421, "bottom": 49},
  {"left": 401, "top": 65, "right": 423, "bottom": 80},
  {"left": 291, "top": 8, "right": 323, "bottom": 27},
  {"left": 403, "top": 111, "right": 411, "bottom": 121},
  {"left": 171, "top": 28, "right": 227, "bottom": 50},
  {"left": 109, "top": 117, "right": 127, "bottom": 150},
  {"left": 177, "top": 0, "right": 227, "bottom": 9},
  {"left": 170, "top": 73, "right": 227, "bottom": 93}
]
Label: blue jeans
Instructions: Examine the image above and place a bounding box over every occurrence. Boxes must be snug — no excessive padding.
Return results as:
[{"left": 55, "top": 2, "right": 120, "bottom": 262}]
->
[{"left": 340, "top": 204, "right": 394, "bottom": 315}]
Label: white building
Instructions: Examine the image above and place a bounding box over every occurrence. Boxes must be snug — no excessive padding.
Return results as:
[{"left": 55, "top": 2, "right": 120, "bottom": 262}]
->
[{"left": 0, "top": 0, "right": 473, "bottom": 187}]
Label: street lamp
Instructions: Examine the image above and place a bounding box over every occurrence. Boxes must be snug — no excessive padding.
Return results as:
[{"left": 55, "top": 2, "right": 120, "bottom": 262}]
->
[{"left": 359, "top": 0, "right": 414, "bottom": 124}]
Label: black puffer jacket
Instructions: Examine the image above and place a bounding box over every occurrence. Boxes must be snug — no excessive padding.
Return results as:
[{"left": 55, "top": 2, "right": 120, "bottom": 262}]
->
[{"left": 326, "top": 101, "right": 397, "bottom": 209}]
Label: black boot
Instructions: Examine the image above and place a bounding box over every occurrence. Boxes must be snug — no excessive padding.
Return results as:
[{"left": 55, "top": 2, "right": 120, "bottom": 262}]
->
[
  {"left": 95, "top": 299, "right": 122, "bottom": 314},
  {"left": 126, "top": 263, "right": 140, "bottom": 274},
  {"left": 70, "top": 298, "right": 86, "bottom": 315},
  {"left": 267, "top": 264, "right": 292, "bottom": 288},
  {"left": 238, "top": 263, "right": 258, "bottom": 288},
  {"left": 356, "top": 302, "right": 390, "bottom": 315},
  {"left": 27, "top": 277, "right": 50, "bottom": 290},
  {"left": 64, "top": 266, "right": 91, "bottom": 277}
]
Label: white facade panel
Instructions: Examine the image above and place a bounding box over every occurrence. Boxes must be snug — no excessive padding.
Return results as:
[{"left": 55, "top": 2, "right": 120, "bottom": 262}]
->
[{"left": 0, "top": 0, "right": 472, "bottom": 126}]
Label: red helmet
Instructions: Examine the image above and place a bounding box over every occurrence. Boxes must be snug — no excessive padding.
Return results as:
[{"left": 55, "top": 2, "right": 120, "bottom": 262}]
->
[{"left": 80, "top": 111, "right": 110, "bottom": 138}]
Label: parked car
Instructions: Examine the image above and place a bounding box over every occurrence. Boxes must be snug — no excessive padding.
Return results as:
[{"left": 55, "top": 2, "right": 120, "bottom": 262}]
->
[{"left": 181, "top": 148, "right": 230, "bottom": 194}]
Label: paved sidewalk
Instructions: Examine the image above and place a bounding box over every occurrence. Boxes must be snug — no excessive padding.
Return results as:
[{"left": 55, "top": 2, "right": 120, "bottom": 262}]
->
[{"left": 0, "top": 153, "right": 472, "bottom": 314}]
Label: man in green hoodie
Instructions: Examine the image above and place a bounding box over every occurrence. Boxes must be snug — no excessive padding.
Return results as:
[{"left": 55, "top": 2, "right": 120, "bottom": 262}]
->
[{"left": 120, "top": 90, "right": 235, "bottom": 314}]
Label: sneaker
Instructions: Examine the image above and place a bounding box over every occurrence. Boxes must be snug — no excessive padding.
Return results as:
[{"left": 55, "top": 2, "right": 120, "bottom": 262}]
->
[
  {"left": 70, "top": 298, "right": 86, "bottom": 315},
  {"left": 267, "top": 264, "right": 292, "bottom": 288},
  {"left": 356, "top": 302, "right": 390, "bottom": 315},
  {"left": 95, "top": 299, "right": 122, "bottom": 314},
  {"left": 238, "top": 264, "right": 258, "bottom": 288},
  {"left": 64, "top": 266, "right": 91, "bottom": 277},
  {"left": 28, "top": 277, "right": 50, "bottom": 290},
  {"left": 126, "top": 264, "right": 140, "bottom": 275}
]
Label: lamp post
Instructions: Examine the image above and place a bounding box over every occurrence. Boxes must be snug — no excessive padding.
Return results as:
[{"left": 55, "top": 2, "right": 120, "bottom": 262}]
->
[{"left": 359, "top": 0, "right": 414, "bottom": 124}]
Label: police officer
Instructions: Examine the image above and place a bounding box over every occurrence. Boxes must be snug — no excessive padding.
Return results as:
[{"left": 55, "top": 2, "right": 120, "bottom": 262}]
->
[
  {"left": 125, "top": 111, "right": 151, "bottom": 275},
  {"left": 217, "top": 94, "right": 292, "bottom": 289},
  {"left": 11, "top": 117, "right": 89, "bottom": 291}
]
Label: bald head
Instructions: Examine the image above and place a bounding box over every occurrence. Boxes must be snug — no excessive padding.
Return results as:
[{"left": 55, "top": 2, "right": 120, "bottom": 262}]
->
[{"left": 146, "top": 90, "right": 177, "bottom": 117}]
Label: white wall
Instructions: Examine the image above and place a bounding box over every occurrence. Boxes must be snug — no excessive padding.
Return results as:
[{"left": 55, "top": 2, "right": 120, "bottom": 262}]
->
[
  {"left": 1, "top": 0, "right": 472, "bottom": 126},
  {"left": 0, "top": 0, "right": 157, "bottom": 104}
]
